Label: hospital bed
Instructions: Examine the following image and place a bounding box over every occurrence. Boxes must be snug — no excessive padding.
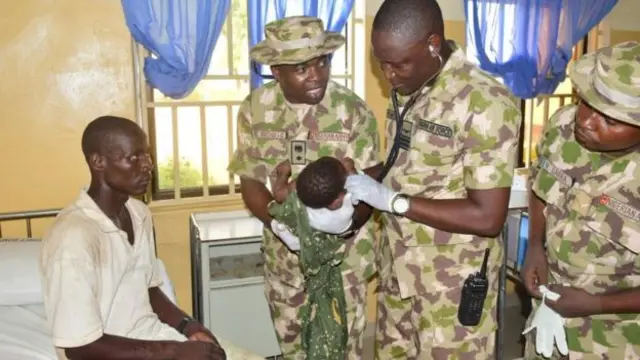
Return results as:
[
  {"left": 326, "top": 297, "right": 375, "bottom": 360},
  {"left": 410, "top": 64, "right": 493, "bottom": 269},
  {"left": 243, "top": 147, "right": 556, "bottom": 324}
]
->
[{"left": 0, "top": 208, "right": 178, "bottom": 360}]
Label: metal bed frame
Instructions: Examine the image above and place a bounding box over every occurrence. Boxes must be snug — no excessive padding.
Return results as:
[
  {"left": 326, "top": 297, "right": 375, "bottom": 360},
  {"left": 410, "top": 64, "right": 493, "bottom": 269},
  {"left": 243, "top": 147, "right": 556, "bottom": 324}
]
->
[{"left": 0, "top": 209, "right": 61, "bottom": 238}]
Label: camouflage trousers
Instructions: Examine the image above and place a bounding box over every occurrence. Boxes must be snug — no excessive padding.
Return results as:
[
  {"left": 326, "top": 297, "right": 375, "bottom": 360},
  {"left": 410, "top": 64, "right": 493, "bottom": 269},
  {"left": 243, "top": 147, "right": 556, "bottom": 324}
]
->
[
  {"left": 523, "top": 301, "right": 640, "bottom": 360},
  {"left": 375, "top": 252, "right": 499, "bottom": 359},
  {"left": 264, "top": 270, "right": 369, "bottom": 360}
]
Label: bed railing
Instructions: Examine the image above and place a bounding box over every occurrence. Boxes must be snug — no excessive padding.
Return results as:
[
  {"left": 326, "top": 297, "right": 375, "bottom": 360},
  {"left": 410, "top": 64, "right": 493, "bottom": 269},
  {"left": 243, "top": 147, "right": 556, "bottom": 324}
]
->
[{"left": 0, "top": 209, "right": 60, "bottom": 238}]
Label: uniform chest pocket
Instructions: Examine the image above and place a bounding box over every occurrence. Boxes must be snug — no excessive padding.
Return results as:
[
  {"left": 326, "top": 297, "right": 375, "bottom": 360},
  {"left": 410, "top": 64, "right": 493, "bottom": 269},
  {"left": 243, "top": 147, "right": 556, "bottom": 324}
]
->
[{"left": 586, "top": 197, "right": 640, "bottom": 255}]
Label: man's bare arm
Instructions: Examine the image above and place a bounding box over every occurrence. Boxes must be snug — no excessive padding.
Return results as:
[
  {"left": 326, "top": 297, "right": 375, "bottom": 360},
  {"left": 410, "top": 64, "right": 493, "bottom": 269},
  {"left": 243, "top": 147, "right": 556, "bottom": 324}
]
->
[
  {"left": 403, "top": 187, "right": 511, "bottom": 237},
  {"left": 240, "top": 177, "right": 274, "bottom": 227},
  {"left": 148, "top": 287, "right": 190, "bottom": 330},
  {"left": 64, "top": 335, "right": 179, "bottom": 360}
]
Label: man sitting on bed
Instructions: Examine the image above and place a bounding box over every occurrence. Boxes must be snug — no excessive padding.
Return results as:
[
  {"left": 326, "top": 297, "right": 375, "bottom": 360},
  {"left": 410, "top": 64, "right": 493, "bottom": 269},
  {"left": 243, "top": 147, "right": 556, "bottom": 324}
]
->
[{"left": 40, "top": 116, "right": 257, "bottom": 360}]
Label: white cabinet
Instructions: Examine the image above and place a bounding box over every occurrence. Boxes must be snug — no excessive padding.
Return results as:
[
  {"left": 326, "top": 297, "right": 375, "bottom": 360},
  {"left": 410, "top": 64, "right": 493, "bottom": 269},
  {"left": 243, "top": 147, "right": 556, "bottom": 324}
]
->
[{"left": 190, "top": 210, "right": 282, "bottom": 358}]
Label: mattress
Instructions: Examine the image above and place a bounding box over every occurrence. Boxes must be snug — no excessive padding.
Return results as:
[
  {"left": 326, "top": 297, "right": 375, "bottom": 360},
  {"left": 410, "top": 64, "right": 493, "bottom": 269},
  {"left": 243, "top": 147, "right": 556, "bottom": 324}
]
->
[{"left": 0, "top": 304, "right": 57, "bottom": 360}]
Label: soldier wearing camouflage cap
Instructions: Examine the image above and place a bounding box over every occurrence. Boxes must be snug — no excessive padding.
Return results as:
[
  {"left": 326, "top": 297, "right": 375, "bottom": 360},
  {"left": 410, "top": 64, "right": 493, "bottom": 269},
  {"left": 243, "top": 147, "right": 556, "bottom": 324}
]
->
[
  {"left": 521, "top": 41, "right": 640, "bottom": 359},
  {"left": 228, "top": 15, "right": 381, "bottom": 360},
  {"left": 343, "top": 0, "right": 522, "bottom": 358}
]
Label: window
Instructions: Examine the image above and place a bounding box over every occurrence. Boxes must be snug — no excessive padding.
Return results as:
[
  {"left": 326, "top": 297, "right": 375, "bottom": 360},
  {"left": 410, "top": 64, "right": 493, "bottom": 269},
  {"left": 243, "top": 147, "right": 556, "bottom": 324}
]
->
[
  {"left": 465, "top": 1, "right": 599, "bottom": 167},
  {"left": 140, "top": 0, "right": 366, "bottom": 201}
]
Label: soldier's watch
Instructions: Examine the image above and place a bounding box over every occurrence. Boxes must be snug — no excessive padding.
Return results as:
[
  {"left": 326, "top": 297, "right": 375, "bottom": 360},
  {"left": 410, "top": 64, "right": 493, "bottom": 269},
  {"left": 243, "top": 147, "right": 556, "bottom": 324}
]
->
[{"left": 390, "top": 193, "right": 411, "bottom": 215}]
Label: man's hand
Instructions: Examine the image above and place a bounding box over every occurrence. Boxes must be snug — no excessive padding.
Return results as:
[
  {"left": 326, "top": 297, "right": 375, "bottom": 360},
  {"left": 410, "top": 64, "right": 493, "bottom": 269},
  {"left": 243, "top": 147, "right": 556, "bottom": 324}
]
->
[
  {"left": 270, "top": 219, "right": 301, "bottom": 251},
  {"left": 545, "top": 284, "right": 602, "bottom": 318},
  {"left": 521, "top": 244, "right": 549, "bottom": 298},
  {"left": 183, "top": 321, "right": 220, "bottom": 345},
  {"left": 173, "top": 340, "right": 226, "bottom": 360},
  {"left": 345, "top": 174, "right": 396, "bottom": 213},
  {"left": 307, "top": 193, "right": 355, "bottom": 234}
]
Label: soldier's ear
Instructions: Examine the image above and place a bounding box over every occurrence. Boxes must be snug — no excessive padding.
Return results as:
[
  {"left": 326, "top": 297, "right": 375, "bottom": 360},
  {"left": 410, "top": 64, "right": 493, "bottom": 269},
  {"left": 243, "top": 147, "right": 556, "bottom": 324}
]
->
[{"left": 270, "top": 65, "right": 281, "bottom": 81}]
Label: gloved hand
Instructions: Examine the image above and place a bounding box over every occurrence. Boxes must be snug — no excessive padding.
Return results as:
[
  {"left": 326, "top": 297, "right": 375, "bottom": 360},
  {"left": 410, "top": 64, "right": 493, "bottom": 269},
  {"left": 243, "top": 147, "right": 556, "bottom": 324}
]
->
[
  {"left": 306, "top": 193, "right": 355, "bottom": 234},
  {"left": 522, "top": 285, "right": 569, "bottom": 358},
  {"left": 344, "top": 174, "right": 397, "bottom": 213},
  {"left": 270, "top": 219, "right": 300, "bottom": 251}
]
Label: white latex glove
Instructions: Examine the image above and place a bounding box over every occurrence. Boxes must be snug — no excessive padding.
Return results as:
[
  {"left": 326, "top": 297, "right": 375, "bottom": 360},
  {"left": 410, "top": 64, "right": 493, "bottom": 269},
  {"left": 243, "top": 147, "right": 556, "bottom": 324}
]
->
[
  {"left": 306, "top": 193, "right": 355, "bottom": 234},
  {"left": 522, "top": 285, "right": 569, "bottom": 358},
  {"left": 344, "top": 174, "right": 397, "bottom": 213},
  {"left": 270, "top": 219, "right": 300, "bottom": 251}
]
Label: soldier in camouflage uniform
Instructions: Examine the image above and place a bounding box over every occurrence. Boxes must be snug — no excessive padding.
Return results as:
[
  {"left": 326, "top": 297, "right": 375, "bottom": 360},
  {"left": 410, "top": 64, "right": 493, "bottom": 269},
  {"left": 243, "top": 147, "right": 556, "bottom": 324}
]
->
[
  {"left": 521, "top": 41, "right": 640, "bottom": 359},
  {"left": 227, "top": 16, "right": 380, "bottom": 360},
  {"left": 344, "top": 1, "right": 522, "bottom": 359}
]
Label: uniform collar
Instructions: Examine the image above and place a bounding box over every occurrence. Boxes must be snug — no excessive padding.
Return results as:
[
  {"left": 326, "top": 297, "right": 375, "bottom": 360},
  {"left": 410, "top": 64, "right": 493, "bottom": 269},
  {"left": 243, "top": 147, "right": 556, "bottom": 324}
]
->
[
  {"left": 398, "top": 41, "right": 467, "bottom": 103},
  {"left": 73, "top": 189, "right": 147, "bottom": 233}
]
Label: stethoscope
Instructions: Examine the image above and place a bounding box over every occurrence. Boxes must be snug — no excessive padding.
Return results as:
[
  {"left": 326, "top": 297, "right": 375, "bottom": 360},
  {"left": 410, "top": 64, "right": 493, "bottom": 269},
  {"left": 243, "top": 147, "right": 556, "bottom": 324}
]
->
[{"left": 376, "top": 52, "right": 444, "bottom": 182}]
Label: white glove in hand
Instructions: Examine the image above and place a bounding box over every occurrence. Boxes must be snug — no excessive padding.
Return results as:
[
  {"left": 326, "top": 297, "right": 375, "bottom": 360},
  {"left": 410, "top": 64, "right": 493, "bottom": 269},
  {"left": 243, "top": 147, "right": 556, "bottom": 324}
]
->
[
  {"left": 306, "top": 193, "right": 355, "bottom": 234},
  {"left": 522, "top": 285, "right": 569, "bottom": 358},
  {"left": 270, "top": 219, "right": 300, "bottom": 251},
  {"left": 344, "top": 174, "right": 397, "bottom": 213}
]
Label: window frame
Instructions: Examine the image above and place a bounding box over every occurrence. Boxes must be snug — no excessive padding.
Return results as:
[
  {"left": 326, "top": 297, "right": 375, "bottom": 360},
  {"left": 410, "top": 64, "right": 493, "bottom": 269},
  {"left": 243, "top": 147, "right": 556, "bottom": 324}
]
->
[{"left": 139, "top": 3, "right": 365, "bottom": 202}]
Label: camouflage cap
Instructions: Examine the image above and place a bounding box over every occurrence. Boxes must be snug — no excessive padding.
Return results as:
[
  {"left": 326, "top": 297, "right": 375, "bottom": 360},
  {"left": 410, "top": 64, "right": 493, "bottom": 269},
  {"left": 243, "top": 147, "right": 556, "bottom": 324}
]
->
[
  {"left": 570, "top": 41, "right": 640, "bottom": 126},
  {"left": 250, "top": 16, "right": 345, "bottom": 66}
]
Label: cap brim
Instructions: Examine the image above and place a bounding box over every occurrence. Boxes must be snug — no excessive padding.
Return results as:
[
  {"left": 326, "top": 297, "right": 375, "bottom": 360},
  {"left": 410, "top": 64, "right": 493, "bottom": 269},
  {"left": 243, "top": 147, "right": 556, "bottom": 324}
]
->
[
  {"left": 250, "top": 32, "right": 345, "bottom": 66},
  {"left": 570, "top": 53, "right": 640, "bottom": 126}
]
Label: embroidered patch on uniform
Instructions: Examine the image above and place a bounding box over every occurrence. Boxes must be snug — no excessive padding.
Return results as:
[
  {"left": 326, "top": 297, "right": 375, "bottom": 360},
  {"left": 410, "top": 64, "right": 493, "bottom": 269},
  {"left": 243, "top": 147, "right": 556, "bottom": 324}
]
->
[
  {"left": 290, "top": 140, "right": 307, "bottom": 165},
  {"left": 418, "top": 119, "right": 453, "bottom": 139},
  {"left": 538, "top": 157, "right": 573, "bottom": 187},
  {"left": 309, "top": 131, "right": 350, "bottom": 142},
  {"left": 599, "top": 195, "right": 640, "bottom": 221},
  {"left": 254, "top": 130, "right": 287, "bottom": 140}
]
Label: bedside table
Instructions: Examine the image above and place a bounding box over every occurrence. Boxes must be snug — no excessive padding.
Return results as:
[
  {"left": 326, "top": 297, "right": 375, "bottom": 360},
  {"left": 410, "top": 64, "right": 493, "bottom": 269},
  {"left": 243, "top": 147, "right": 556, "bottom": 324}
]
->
[{"left": 190, "top": 210, "right": 281, "bottom": 358}]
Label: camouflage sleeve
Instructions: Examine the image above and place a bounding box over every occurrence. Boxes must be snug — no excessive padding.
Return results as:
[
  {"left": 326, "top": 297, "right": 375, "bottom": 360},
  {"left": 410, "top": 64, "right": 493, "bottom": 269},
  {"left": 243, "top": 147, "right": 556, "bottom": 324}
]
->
[
  {"left": 462, "top": 93, "right": 522, "bottom": 190},
  {"left": 227, "top": 97, "right": 269, "bottom": 183},
  {"left": 528, "top": 115, "right": 553, "bottom": 189},
  {"left": 349, "top": 102, "right": 380, "bottom": 170}
]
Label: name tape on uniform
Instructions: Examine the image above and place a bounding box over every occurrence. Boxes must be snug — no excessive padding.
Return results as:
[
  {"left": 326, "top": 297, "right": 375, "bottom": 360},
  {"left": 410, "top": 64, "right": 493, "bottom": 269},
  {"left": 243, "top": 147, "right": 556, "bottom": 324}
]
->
[
  {"left": 309, "top": 131, "right": 350, "bottom": 142},
  {"left": 538, "top": 157, "right": 574, "bottom": 187},
  {"left": 418, "top": 119, "right": 453, "bottom": 139},
  {"left": 599, "top": 195, "right": 640, "bottom": 221},
  {"left": 254, "top": 130, "right": 287, "bottom": 140}
]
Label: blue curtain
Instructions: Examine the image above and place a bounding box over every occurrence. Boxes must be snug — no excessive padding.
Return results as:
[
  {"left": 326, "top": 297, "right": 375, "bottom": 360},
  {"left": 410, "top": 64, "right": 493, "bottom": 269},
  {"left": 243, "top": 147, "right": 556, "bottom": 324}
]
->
[
  {"left": 248, "top": 0, "right": 354, "bottom": 89},
  {"left": 465, "top": 0, "right": 617, "bottom": 99},
  {"left": 122, "top": 0, "right": 231, "bottom": 99}
]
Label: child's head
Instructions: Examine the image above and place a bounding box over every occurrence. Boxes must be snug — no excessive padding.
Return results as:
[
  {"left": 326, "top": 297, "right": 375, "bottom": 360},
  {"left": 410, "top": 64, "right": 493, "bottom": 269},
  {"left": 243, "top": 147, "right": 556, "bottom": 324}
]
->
[{"left": 296, "top": 156, "right": 352, "bottom": 210}]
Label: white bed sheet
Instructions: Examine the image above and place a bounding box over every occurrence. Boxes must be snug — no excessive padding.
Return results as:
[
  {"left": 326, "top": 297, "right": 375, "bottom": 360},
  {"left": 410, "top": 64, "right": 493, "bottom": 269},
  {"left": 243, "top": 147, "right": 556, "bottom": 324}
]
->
[{"left": 0, "top": 303, "right": 57, "bottom": 360}]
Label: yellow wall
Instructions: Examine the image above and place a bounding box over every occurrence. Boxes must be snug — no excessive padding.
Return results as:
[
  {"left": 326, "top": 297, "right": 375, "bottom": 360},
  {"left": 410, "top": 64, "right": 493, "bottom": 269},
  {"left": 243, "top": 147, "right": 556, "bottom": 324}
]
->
[
  {"left": 0, "top": 1, "right": 135, "bottom": 212},
  {"left": 2, "top": 0, "right": 640, "bottom": 324}
]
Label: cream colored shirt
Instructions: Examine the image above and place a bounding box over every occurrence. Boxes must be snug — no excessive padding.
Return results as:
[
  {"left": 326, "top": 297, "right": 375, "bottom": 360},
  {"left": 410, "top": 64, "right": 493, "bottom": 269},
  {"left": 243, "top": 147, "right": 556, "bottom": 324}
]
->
[
  {"left": 41, "top": 190, "right": 264, "bottom": 360},
  {"left": 40, "top": 191, "right": 185, "bottom": 359}
]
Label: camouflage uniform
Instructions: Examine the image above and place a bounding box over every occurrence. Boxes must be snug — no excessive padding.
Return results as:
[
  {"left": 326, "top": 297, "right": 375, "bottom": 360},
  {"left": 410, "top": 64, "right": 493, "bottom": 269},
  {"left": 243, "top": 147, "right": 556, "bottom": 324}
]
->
[
  {"left": 228, "top": 17, "right": 380, "bottom": 359},
  {"left": 524, "top": 41, "right": 640, "bottom": 360},
  {"left": 376, "top": 44, "right": 522, "bottom": 360}
]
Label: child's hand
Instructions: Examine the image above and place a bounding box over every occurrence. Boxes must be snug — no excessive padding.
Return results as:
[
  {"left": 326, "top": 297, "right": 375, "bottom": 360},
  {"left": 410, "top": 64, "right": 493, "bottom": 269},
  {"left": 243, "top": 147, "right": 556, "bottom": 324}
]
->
[
  {"left": 341, "top": 157, "right": 357, "bottom": 175},
  {"left": 273, "top": 160, "right": 293, "bottom": 203}
]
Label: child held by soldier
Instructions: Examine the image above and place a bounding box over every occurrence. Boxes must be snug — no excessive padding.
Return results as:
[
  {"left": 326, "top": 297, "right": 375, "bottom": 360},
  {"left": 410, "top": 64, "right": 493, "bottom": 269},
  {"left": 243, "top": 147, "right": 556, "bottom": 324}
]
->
[{"left": 272, "top": 156, "right": 357, "bottom": 211}]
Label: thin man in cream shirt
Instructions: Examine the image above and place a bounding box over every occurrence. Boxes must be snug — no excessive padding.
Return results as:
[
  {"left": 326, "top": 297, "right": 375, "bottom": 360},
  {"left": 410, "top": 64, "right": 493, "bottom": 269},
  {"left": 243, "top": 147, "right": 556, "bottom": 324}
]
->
[{"left": 40, "top": 190, "right": 261, "bottom": 360}]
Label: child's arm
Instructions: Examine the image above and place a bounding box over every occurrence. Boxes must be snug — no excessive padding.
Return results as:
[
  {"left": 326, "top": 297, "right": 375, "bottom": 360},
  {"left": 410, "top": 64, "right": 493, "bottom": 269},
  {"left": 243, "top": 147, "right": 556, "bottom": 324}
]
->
[
  {"left": 341, "top": 157, "right": 357, "bottom": 175},
  {"left": 272, "top": 160, "right": 293, "bottom": 203}
]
